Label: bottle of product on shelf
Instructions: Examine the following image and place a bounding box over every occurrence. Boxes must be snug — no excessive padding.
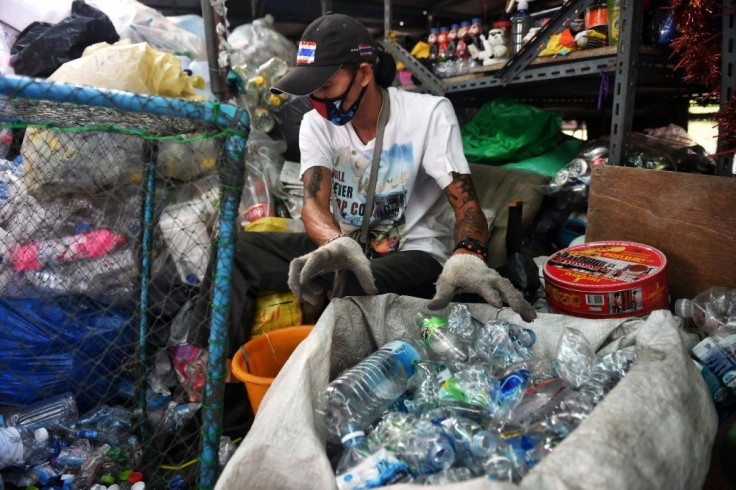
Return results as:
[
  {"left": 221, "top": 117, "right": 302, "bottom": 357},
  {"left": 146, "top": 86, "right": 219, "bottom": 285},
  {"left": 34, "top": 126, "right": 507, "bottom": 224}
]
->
[
  {"left": 314, "top": 338, "right": 428, "bottom": 444},
  {"left": 0, "top": 426, "right": 51, "bottom": 469},
  {"left": 675, "top": 286, "right": 736, "bottom": 337},
  {"left": 427, "top": 27, "right": 439, "bottom": 67},
  {"left": 510, "top": 0, "right": 532, "bottom": 56},
  {"left": 456, "top": 21, "right": 470, "bottom": 61},
  {"left": 447, "top": 23, "right": 459, "bottom": 62},
  {"left": 607, "top": 0, "right": 622, "bottom": 46},
  {"left": 437, "top": 26, "right": 450, "bottom": 64},
  {"left": 11, "top": 229, "right": 127, "bottom": 272},
  {"left": 468, "top": 18, "right": 484, "bottom": 53}
]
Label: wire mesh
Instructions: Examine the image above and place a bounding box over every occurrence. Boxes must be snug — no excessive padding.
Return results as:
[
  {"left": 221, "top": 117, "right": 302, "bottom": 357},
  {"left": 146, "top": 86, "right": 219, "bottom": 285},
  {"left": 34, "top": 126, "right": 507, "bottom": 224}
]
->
[{"left": 0, "top": 75, "right": 248, "bottom": 490}]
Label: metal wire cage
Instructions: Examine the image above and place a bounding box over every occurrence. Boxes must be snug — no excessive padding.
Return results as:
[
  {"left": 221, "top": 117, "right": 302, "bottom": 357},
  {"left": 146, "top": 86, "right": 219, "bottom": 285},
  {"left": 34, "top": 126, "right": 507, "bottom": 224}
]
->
[{"left": 0, "top": 74, "right": 247, "bottom": 490}]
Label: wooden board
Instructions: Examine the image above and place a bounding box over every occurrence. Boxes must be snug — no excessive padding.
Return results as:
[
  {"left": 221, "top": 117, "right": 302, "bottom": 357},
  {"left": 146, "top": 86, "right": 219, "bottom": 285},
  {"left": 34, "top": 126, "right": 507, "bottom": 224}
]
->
[{"left": 586, "top": 165, "right": 736, "bottom": 302}]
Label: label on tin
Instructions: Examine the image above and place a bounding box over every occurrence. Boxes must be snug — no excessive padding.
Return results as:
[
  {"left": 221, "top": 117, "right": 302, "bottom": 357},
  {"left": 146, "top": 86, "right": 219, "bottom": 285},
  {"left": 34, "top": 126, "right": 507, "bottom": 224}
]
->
[{"left": 544, "top": 241, "right": 668, "bottom": 317}]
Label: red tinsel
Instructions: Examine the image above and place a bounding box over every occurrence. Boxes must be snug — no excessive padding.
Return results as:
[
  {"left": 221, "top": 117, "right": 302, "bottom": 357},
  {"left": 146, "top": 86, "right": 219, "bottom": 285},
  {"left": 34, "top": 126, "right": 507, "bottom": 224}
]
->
[{"left": 671, "top": 0, "right": 735, "bottom": 157}]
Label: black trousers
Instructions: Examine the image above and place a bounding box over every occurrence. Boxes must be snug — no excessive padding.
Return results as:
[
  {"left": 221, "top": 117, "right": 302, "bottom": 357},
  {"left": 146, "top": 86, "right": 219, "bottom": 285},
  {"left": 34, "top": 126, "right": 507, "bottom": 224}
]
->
[{"left": 189, "top": 232, "right": 443, "bottom": 357}]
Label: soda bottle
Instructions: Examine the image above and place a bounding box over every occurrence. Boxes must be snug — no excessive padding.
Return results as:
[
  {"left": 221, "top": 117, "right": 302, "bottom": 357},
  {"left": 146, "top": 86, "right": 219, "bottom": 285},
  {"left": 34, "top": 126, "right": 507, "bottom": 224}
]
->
[
  {"left": 11, "top": 229, "right": 127, "bottom": 272},
  {"left": 314, "top": 338, "right": 428, "bottom": 444},
  {"left": 456, "top": 21, "right": 470, "bottom": 61},
  {"left": 0, "top": 426, "right": 51, "bottom": 469},
  {"left": 437, "top": 26, "right": 450, "bottom": 63},
  {"left": 675, "top": 286, "right": 736, "bottom": 337}
]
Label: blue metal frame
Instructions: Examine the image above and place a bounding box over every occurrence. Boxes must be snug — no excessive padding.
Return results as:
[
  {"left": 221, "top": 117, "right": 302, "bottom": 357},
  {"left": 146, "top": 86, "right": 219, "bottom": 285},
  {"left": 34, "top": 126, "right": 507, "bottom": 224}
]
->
[{"left": 0, "top": 74, "right": 249, "bottom": 489}]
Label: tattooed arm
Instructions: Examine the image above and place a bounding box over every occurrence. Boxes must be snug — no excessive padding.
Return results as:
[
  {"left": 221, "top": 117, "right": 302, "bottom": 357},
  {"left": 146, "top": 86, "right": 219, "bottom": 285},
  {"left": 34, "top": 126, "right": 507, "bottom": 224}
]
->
[
  {"left": 444, "top": 172, "right": 488, "bottom": 257},
  {"left": 301, "top": 166, "right": 343, "bottom": 246}
]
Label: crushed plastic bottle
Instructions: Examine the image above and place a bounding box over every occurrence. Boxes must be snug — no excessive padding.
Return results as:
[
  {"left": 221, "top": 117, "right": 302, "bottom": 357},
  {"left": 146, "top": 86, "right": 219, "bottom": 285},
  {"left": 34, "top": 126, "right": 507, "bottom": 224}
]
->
[
  {"left": 314, "top": 339, "right": 428, "bottom": 444},
  {"left": 415, "top": 311, "right": 468, "bottom": 363},
  {"left": 11, "top": 229, "right": 127, "bottom": 272},
  {"left": 334, "top": 430, "right": 409, "bottom": 490},
  {"left": 675, "top": 287, "right": 736, "bottom": 337},
  {"left": 1, "top": 392, "right": 78, "bottom": 430},
  {"left": 553, "top": 327, "right": 595, "bottom": 388},
  {"left": 394, "top": 419, "right": 455, "bottom": 475}
]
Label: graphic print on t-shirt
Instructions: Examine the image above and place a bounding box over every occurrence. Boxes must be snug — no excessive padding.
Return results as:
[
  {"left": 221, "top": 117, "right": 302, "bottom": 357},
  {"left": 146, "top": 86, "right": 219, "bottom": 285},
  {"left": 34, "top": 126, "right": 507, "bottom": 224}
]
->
[{"left": 331, "top": 143, "right": 411, "bottom": 254}]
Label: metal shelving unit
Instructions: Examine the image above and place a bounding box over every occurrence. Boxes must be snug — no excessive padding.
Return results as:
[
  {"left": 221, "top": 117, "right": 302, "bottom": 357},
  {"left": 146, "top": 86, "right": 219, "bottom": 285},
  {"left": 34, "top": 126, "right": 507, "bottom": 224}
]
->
[{"left": 382, "top": 0, "right": 735, "bottom": 175}]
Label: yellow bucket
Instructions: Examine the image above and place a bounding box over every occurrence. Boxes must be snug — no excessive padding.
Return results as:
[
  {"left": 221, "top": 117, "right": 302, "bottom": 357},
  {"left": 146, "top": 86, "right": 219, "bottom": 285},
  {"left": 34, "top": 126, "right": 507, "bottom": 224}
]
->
[{"left": 231, "top": 325, "right": 313, "bottom": 414}]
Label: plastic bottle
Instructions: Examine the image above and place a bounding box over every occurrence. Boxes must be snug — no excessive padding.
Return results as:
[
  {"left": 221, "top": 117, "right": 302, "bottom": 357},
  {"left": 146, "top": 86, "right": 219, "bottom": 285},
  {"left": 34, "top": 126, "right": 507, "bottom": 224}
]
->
[
  {"left": 11, "top": 229, "right": 127, "bottom": 272},
  {"left": 447, "top": 24, "right": 459, "bottom": 62},
  {"left": 262, "top": 92, "right": 290, "bottom": 113},
  {"left": 415, "top": 311, "right": 469, "bottom": 363},
  {"left": 675, "top": 287, "right": 736, "bottom": 337},
  {"left": 510, "top": 0, "right": 532, "bottom": 55},
  {"left": 427, "top": 27, "right": 439, "bottom": 67},
  {"left": 240, "top": 169, "right": 274, "bottom": 225},
  {"left": 335, "top": 430, "right": 409, "bottom": 490},
  {"left": 314, "top": 338, "right": 428, "bottom": 444},
  {"left": 395, "top": 419, "right": 455, "bottom": 475},
  {"left": 1, "top": 392, "right": 78, "bottom": 430},
  {"left": 468, "top": 18, "right": 484, "bottom": 53},
  {"left": 256, "top": 57, "right": 289, "bottom": 83},
  {"left": 483, "top": 453, "right": 517, "bottom": 482},
  {"left": 0, "top": 426, "right": 50, "bottom": 469},
  {"left": 252, "top": 106, "right": 275, "bottom": 133},
  {"left": 162, "top": 403, "right": 201, "bottom": 432},
  {"left": 606, "top": 0, "right": 622, "bottom": 46},
  {"left": 437, "top": 26, "right": 450, "bottom": 66}
]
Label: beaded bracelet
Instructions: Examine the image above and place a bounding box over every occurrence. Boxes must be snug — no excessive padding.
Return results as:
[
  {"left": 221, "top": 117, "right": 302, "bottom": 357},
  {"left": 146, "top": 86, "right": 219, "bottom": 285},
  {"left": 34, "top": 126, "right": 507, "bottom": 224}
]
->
[{"left": 454, "top": 237, "right": 488, "bottom": 260}]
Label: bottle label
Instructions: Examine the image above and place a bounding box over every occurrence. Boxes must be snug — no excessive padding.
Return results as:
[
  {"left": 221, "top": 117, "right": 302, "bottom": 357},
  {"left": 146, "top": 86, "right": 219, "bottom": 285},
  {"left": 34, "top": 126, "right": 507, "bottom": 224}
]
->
[
  {"left": 335, "top": 448, "right": 408, "bottom": 490},
  {"left": 379, "top": 340, "right": 422, "bottom": 378},
  {"left": 0, "top": 427, "right": 25, "bottom": 468},
  {"left": 419, "top": 316, "right": 448, "bottom": 343},
  {"left": 692, "top": 337, "right": 736, "bottom": 389},
  {"left": 243, "top": 202, "right": 272, "bottom": 223}
]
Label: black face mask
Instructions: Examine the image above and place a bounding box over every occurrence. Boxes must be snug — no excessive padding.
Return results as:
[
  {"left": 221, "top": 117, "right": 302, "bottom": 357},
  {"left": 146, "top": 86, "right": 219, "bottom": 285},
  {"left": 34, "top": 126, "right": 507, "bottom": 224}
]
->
[{"left": 308, "top": 69, "right": 368, "bottom": 126}]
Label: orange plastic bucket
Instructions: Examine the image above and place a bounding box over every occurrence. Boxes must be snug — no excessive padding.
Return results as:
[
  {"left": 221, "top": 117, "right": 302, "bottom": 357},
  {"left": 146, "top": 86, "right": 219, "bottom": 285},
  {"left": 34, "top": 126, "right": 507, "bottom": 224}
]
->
[{"left": 231, "top": 325, "right": 313, "bottom": 414}]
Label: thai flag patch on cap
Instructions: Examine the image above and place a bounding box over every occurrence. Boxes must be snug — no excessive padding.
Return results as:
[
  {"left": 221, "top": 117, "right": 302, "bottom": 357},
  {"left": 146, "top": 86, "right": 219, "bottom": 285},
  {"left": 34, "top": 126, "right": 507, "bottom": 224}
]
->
[
  {"left": 358, "top": 44, "right": 373, "bottom": 57},
  {"left": 297, "top": 41, "right": 317, "bottom": 64}
]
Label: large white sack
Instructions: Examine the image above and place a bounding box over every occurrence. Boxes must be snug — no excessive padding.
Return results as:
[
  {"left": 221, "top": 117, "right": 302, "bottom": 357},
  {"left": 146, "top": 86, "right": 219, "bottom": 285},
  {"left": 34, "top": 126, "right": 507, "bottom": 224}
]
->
[{"left": 217, "top": 294, "right": 717, "bottom": 490}]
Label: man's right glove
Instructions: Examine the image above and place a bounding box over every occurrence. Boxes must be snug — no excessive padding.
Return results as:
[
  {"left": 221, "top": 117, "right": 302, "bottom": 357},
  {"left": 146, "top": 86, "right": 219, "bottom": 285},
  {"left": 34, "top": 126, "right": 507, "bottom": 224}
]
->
[
  {"left": 427, "top": 253, "right": 537, "bottom": 322},
  {"left": 288, "top": 235, "right": 377, "bottom": 305}
]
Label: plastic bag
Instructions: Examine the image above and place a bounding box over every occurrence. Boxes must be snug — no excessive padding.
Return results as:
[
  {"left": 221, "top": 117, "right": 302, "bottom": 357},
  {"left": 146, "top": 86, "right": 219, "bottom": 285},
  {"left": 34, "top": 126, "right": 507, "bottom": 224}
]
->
[
  {"left": 228, "top": 15, "right": 297, "bottom": 69},
  {"left": 461, "top": 98, "right": 563, "bottom": 165},
  {"left": 0, "top": 295, "right": 134, "bottom": 410},
  {"left": 10, "top": 0, "right": 119, "bottom": 78},
  {"left": 88, "top": 0, "right": 206, "bottom": 60}
]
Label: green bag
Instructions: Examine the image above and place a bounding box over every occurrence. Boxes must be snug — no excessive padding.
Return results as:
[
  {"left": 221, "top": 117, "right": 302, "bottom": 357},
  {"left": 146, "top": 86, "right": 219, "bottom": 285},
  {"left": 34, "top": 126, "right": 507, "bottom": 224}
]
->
[{"left": 462, "top": 98, "right": 563, "bottom": 164}]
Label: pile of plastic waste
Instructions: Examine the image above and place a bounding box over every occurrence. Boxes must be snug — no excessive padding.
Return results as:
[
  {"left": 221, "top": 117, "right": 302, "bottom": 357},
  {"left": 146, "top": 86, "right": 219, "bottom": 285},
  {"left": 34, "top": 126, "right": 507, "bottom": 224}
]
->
[{"left": 315, "top": 304, "right": 637, "bottom": 488}]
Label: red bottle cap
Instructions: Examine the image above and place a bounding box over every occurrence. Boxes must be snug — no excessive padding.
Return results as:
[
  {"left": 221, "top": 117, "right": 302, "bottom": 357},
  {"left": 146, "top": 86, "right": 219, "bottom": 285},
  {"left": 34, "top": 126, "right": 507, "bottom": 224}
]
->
[{"left": 128, "top": 472, "right": 144, "bottom": 484}]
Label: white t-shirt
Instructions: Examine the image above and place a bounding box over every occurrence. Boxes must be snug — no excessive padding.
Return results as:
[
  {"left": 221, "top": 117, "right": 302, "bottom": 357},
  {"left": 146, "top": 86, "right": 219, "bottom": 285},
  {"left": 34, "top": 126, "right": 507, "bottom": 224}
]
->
[{"left": 299, "top": 87, "right": 470, "bottom": 264}]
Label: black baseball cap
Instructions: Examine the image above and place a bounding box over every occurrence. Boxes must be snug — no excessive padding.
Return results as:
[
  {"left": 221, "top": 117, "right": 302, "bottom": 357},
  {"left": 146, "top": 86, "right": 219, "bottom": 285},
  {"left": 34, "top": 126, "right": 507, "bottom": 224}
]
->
[{"left": 271, "top": 13, "right": 376, "bottom": 96}]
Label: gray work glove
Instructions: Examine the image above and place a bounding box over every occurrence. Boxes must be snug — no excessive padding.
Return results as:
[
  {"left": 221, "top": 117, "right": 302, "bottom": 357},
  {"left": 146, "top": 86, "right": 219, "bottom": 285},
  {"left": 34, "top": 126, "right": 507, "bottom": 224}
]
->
[
  {"left": 288, "top": 236, "right": 377, "bottom": 305},
  {"left": 428, "top": 254, "right": 537, "bottom": 322}
]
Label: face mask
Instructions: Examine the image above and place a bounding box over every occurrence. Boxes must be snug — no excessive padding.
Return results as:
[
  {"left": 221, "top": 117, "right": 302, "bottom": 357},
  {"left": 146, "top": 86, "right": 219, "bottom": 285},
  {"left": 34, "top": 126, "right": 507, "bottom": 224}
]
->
[{"left": 309, "top": 69, "right": 368, "bottom": 126}]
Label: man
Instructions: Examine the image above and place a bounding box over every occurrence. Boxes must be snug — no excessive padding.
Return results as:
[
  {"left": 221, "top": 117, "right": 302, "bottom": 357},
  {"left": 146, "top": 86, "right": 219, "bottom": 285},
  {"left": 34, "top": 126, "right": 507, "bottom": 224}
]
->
[{"left": 192, "top": 12, "right": 535, "bottom": 357}]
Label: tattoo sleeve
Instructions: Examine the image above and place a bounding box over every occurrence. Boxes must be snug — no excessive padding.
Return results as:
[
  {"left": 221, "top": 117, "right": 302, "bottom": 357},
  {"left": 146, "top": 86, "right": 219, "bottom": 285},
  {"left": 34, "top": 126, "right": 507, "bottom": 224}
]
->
[
  {"left": 444, "top": 172, "right": 488, "bottom": 243},
  {"left": 303, "top": 166, "right": 324, "bottom": 200}
]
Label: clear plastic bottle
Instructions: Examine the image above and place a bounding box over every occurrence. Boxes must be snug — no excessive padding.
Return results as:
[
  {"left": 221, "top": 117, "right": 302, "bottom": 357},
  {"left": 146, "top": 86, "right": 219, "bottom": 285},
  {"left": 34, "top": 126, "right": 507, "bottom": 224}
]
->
[
  {"left": 510, "top": 0, "right": 532, "bottom": 55},
  {"left": 0, "top": 426, "right": 51, "bottom": 469},
  {"left": 675, "top": 286, "right": 736, "bottom": 337},
  {"left": 427, "top": 27, "right": 439, "bottom": 68},
  {"left": 483, "top": 453, "right": 517, "bottom": 482},
  {"left": 252, "top": 107, "right": 275, "bottom": 133},
  {"left": 240, "top": 169, "right": 274, "bottom": 225},
  {"left": 256, "top": 57, "right": 288, "bottom": 83},
  {"left": 1, "top": 392, "right": 78, "bottom": 430},
  {"left": 395, "top": 419, "right": 455, "bottom": 475},
  {"left": 415, "top": 310, "right": 469, "bottom": 363},
  {"left": 314, "top": 338, "right": 428, "bottom": 444},
  {"left": 335, "top": 430, "right": 409, "bottom": 490}
]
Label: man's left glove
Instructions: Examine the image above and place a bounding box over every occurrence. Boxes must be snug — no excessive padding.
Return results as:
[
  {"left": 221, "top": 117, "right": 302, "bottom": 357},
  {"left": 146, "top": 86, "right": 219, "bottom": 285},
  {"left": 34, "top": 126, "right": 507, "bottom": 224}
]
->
[
  {"left": 427, "top": 254, "right": 537, "bottom": 322},
  {"left": 288, "top": 236, "right": 377, "bottom": 305}
]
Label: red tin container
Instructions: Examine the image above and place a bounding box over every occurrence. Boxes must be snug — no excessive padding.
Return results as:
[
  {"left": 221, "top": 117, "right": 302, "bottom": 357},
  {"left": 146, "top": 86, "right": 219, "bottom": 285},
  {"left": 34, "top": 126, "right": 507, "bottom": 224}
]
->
[{"left": 543, "top": 241, "right": 669, "bottom": 318}]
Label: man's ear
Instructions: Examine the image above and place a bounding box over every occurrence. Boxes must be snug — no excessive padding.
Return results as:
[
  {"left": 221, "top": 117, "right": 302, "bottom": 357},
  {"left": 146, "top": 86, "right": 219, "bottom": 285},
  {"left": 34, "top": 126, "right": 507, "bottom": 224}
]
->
[{"left": 358, "top": 62, "right": 374, "bottom": 87}]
